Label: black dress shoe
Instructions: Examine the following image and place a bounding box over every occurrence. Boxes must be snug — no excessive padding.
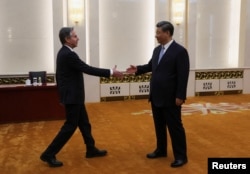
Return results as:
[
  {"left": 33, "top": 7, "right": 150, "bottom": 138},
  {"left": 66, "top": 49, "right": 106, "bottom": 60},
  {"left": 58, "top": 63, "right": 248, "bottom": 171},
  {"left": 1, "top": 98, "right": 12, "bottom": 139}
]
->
[
  {"left": 170, "top": 159, "right": 187, "bottom": 168},
  {"left": 40, "top": 153, "right": 63, "bottom": 167},
  {"left": 86, "top": 147, "right": 107, "bottom": 158},
  {"left": 146, "top": 150, "right": 167, "bottom": 159}
]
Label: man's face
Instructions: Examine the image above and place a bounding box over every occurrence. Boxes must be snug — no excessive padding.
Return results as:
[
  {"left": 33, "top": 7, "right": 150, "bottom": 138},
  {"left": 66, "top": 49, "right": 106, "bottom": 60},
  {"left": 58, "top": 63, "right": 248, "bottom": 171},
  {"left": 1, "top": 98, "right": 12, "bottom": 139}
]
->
[
  {"left": 155, "top": 28, "right": 169, "bottom": 45},
  {"left": 65, "top": 30, "right": 79, "bottom": 48}
]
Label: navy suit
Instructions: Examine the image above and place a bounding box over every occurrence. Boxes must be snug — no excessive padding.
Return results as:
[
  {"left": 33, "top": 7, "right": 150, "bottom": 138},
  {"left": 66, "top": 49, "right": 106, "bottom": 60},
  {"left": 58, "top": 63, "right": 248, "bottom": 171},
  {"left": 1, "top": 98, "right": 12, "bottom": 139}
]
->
[
  {"left": 136, "top": 41, "right": 189, "bottom": 160},
  {"left": 43, "top": 46, "right": 110, "bottom": 157},
  {"left": 56, "top": 46, "right": 110, "bottom": 104}
]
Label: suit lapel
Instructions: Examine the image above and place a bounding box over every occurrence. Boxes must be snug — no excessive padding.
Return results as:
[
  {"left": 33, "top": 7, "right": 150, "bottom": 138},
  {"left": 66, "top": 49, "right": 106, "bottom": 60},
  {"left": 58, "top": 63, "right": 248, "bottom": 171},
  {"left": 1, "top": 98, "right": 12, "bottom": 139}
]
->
[{"left": 157, "top": 41, "right": 176, "bottom": 65}]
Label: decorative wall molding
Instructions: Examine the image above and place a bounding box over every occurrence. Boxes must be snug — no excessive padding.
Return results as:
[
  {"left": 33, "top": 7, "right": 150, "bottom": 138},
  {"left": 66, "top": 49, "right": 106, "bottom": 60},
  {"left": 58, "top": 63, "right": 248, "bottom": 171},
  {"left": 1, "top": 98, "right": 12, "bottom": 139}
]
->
[
  {"left": 100, "top": 73, "right": 151, "bottom": 84},
  {"left": 195, "top": 70, "right": 243, "bottom": 80},
  {"left": 100, "top": 70, "right": 245, "bottom": 101},
  {"left": 0, "top": 74, "right": 55, "bottom": 85},
  {"left": 1, "top": 69, "right": 246, "bottom": 102},
  {"left": 100, "top": 73, "right": 151, "bottom": 102},
  {"left": 195, "top": 70, "right": 244, "bottom": 96}
]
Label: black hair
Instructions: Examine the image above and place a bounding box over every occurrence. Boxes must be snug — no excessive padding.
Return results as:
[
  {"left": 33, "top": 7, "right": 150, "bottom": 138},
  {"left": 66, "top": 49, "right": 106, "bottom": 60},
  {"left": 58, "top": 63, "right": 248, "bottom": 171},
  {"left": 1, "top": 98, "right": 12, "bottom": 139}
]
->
[{"left": 156, "top": 21, "right": 174, "bottom": 36}]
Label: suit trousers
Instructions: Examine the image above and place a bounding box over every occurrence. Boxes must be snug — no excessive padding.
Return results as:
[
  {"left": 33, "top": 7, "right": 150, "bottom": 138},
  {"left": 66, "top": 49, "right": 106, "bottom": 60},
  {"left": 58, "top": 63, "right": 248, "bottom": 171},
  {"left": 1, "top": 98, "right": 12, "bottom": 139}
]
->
[
  {"left": 151, "top": 102, "right": 187, "bottom": 160},
  {"left": 43, "top": 104, "right": 95, "bottom": 157}
]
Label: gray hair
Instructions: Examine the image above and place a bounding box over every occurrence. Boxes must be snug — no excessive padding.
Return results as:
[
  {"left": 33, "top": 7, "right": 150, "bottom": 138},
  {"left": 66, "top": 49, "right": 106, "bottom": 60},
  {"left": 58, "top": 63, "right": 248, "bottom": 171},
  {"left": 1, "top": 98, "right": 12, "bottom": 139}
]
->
[{"left": 59, "top": 27, "right": 74, "bottom": 45}]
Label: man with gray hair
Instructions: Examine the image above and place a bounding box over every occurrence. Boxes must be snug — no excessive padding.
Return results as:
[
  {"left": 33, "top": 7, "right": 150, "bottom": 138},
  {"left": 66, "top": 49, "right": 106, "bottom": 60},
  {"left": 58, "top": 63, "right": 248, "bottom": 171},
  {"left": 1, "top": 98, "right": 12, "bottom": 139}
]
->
[{"left": 40, "top": 27, "right": 123, "bottom": 167}]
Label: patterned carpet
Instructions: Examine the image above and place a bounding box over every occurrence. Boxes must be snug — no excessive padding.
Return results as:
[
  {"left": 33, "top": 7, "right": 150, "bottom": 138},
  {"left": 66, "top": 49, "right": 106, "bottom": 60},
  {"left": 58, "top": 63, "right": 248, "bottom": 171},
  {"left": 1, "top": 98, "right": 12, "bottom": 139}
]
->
[{"left": 0, "top": 94, "right": 250, "bottom": 174}]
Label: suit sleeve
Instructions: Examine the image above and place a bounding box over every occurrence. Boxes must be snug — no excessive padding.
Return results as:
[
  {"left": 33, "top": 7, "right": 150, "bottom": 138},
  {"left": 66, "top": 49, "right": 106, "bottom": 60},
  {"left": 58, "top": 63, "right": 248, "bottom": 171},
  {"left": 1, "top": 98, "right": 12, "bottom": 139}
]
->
[
  {"left": 136, "top": 59, "right": 152, "bottom": 75},
  {"left": 67, "top": 51, "right": 110, "bottom": 78},
  {"left": 176, "top": 48, "right": 190, "bottom": 100}
]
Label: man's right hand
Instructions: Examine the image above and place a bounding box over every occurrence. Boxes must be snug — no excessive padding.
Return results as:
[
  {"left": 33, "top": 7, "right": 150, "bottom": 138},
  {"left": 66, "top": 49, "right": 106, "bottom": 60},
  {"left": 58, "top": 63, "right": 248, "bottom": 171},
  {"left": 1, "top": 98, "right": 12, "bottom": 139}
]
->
[{"left": 126, "top": 65, "right": 137, "bottom": 74}]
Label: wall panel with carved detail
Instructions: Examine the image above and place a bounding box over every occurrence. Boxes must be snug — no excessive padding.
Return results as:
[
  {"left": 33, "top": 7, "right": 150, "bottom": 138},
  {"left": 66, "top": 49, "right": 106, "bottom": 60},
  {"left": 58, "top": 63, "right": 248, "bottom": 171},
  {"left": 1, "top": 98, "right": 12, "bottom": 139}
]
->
[
  {"left": 195, "top": 70, "right": 243, "bottom": 96},
  {"left": 100, "top": 73, "right": 151, "bottom": 101}
]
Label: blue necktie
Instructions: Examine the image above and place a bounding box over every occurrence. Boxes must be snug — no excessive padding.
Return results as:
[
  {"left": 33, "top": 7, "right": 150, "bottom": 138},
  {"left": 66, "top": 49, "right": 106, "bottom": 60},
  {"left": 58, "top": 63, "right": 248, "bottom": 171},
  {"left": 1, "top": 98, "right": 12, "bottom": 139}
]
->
[{"left": 158, "top": 46, "right": 165, "bottom": 64}]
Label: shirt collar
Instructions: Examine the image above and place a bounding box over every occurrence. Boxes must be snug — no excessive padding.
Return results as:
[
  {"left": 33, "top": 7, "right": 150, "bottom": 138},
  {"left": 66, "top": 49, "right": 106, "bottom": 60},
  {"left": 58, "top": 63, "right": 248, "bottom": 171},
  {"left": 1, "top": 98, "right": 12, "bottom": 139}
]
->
[
  {"left": 64, "top": 44, "right": 74, "bottom": 52},
  {"left": 162, "top": 39, "right": 174, "bottom": 50}
]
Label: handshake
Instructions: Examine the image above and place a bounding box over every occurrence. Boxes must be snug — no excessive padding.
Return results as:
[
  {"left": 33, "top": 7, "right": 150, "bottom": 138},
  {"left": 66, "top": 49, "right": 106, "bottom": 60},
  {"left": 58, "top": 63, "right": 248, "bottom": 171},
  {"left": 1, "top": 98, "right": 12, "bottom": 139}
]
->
[{"left": 112, "top": 65, "right": 138, "bottom": 78}]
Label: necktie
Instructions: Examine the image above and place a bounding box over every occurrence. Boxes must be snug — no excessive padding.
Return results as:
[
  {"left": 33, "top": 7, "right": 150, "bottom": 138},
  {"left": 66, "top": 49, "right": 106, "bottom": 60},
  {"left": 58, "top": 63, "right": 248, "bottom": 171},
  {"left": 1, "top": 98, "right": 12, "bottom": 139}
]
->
[{"left": 158, "top": 46, "right": 165, "bottom": 64}]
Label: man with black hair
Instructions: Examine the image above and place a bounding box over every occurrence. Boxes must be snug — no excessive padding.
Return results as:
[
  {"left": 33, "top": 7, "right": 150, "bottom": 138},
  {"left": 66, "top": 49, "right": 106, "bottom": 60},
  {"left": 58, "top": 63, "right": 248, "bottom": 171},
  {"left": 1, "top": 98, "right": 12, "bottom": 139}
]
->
[{"left": 127, "top": 21, "right": 189, "bottom": 168}]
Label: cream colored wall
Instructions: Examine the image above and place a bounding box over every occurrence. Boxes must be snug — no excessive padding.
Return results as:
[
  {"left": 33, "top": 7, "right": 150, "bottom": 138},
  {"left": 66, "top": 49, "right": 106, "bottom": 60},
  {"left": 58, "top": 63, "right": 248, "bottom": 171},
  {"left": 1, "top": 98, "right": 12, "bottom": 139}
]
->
[
  {"left": 0, "top": 0, "right": 250, "bottom": 102},
  {"left": 0, "top": 0, "right": 54, "bottom": 74},
  {"left": 244, "top": 0, "right": 250, "bottom": 67}
]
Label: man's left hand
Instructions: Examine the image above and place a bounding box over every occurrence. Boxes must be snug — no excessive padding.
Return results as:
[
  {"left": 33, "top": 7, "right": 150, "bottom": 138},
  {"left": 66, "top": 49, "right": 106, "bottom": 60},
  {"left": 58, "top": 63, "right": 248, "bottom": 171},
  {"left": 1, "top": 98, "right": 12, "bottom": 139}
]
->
[{"left": 176, "top": 98, "right": 184, "bottom": 106}]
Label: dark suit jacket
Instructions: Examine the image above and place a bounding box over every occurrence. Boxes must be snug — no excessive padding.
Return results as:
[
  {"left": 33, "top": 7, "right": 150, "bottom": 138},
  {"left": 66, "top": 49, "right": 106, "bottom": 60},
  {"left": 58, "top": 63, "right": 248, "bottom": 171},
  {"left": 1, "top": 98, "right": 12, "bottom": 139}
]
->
[
  {"left": 56, "top": 46, "right": 110, "bottom": 104},
  {"left": 136, "top": 41, "right": 190, "bottom": 107}
]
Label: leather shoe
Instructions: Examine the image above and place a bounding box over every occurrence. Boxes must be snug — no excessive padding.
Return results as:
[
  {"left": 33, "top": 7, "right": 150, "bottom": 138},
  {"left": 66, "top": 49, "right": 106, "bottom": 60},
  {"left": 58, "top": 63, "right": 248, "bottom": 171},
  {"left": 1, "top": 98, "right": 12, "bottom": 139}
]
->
[
  {"left": 86, "top": 147, "right": 107, "bottom": 158},
  {"left": 146, "top": 150, "right": 167, "bottom": 159},
  {"left": 170, "top": 159, "right": 187, "bottom": 168},
  {"left": 40, "top": 153, "right": 63, "bottom": 167}
]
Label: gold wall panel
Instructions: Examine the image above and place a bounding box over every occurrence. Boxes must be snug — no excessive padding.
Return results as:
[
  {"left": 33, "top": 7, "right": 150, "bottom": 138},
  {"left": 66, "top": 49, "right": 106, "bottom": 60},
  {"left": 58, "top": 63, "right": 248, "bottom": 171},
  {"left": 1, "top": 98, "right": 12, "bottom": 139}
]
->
[
  {"left": 195, "top": 90, "right": 242, "bottom": 96},
  {"left": 100, "top": 73, "right": 151, "bottom": 101},
  {"left": 195, "top": 70, "right": 243, "bottom": 80},
  {"left": 0, "top": 75, "right": 55, "bottom": 85},
  {"left": 100, "top": 73, "right": 151, "bottom": 84},
  {"left": 195, "top": 70, "right": 244, "bottom": 96}
]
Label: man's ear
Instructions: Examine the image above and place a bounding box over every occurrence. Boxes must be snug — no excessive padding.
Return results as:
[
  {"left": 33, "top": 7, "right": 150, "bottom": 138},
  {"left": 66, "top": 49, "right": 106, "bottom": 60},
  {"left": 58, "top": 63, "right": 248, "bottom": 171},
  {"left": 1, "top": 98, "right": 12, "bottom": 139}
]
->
[{"left": 65, "top": 36, "right": 70, "bottom": 43}]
